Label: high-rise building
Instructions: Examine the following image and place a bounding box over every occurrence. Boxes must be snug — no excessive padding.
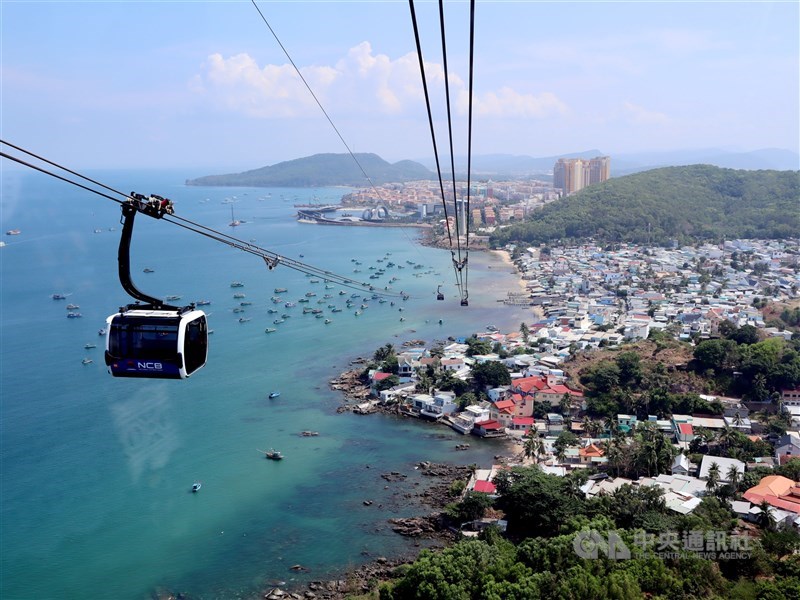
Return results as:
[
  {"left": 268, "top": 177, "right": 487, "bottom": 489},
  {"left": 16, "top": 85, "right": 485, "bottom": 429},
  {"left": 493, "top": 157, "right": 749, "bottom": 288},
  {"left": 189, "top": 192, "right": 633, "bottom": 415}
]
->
[{"left": 553, "top": 156, "right": 610, "bottom": 195}]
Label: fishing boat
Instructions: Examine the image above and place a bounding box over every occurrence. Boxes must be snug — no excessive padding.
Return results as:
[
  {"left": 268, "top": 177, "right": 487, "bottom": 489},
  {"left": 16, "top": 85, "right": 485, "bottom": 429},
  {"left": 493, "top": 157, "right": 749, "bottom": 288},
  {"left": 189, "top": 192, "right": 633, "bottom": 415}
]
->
[
  {"left": 284, "top": 302, "right": 296, "bottom": 308},
  {"left": 84, "top": 343, "right": 96, "bottom": 349},
  {"left": 268, "top": 309, "right": 278, "bottom": 314},
  {"left": 263, "top": 449, "right": 283, "bottom": 460},
  {"left": 66, "top": 304, "right": 80, "bottom": 310},
  {"left": 310, "top": 279, "right": 320, "bottom": 283},
  {"left": 298, "top": 298, "right": 309, "bottom": 303},
  {"left": 268, "top": 391, "right": 280, "bottom": 398},
  {"left": 81, "top": 358, "right": 93, "bottom": 365},
  {"left": 98, "top": 328, "right": 107, "bottom": 336},
  {"left": 230, "top": 282, "right": 244, "bottom": 288},
  {"left": 233, "top": 293, "right": 246, "bottom": 299},
  {"left": 273, "top": 318, "right": 284, "bottom": 324},
  {"left": 196, "top": 300, "right": 212, "bottom": 306},
  {"left": 165, "top": 295, "right": 182, "bottom": 301},
  {"left": 300, "top": 431, "right": 319, "bottom": 437},
  {"left": 192, "top": 482, "right": 202, "bottom": 493},
  {"left": 6, "top": 229, "right": 21, "bottom": 235},
  {"left": 238, "top": 317, "right": 251, "bottom": 323},
  {"left": 264, "top": 328, "right": 277, "bottom": 333},
  {"left": 67, "top": 312, "right": 82, "bottom": 318},
  {"left": 52, "top": 293, "right": 67, "bottom": 300},
  {"left": 274, "top": 288, "right": 288, "bottom": 293},
  {"left": 281, "top": 313, "right": 291, "bottom": 319},
  {"left": 229, "top": 206, "right": 241, "bottom": 227},
  {"left": 143, "top": 268, "right": 155, "bottom": 273},
  {"left": 324, "top": 319, "right": 332, "bottom": 324},
  {"left": 233, "top": 308, "right": 245, "bottom": 313},
  {"left": 305, "top": 292, "right": 316, "bottom": 297},
  {"left": 240, "top": 301, "right": 253, "bottom": 306}
]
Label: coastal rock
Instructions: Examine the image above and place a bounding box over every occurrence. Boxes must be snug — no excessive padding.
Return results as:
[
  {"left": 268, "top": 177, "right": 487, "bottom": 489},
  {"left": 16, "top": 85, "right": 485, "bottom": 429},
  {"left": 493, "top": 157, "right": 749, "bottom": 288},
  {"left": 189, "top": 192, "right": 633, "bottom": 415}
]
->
[{"left": 388, "top": 516, "right": 439, "bottom": 537}]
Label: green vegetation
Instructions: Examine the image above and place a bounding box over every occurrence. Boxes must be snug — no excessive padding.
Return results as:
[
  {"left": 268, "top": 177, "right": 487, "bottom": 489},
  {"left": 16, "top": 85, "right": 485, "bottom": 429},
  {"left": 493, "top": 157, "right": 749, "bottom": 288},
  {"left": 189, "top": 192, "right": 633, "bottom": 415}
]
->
[
  {"left": 185, "top": 153, "right": 432, "bottom": 187},
  {"left": 491, "top": 165, "right": 800, "bottom": 247},
  {"left": 379, "top": 465, "right": 800, "bottom": 600}
]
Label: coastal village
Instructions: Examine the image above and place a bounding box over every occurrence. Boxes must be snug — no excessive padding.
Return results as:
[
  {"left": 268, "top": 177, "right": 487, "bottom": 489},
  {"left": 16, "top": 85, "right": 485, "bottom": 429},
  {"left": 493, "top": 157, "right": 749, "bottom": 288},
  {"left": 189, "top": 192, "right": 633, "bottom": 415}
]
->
[{"left": 331, "top": 236, "right": 800, "bottom": 534}]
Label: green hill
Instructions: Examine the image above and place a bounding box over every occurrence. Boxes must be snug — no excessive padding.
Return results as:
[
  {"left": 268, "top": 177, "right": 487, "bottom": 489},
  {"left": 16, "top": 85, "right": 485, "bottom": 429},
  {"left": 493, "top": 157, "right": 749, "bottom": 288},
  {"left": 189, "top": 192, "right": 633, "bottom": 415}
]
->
[
  {"left": 491, "top": 165, "right": 800, "bottom": 247},
  {"left": 185, "top": 153, "right": 433, "bottom": 187}
]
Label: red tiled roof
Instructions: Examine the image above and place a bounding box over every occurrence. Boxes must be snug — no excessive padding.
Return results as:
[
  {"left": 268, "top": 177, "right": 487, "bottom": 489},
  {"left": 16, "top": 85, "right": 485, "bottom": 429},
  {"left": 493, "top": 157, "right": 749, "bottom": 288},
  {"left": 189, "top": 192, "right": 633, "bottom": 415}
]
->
[
  {"left": 372, "top": 372, "right": 392, "bottom": 381},
  {"left": 475, "top": 420, "right": 502, "bottom": 430},
  {"left": 678, "top": 423, "right": 694, "bottom": 435},
  {"left": 512, "top": 417, "right": 535, "bottom": 426},
  {"left": 494, "top": 399, "right": 515, "bottom": 414},
  {"left": 473, "top": 480, "right": 497, "bottom": 494},
  {"left": 546, "top": 384, "right": 584, "bottom": 397}
]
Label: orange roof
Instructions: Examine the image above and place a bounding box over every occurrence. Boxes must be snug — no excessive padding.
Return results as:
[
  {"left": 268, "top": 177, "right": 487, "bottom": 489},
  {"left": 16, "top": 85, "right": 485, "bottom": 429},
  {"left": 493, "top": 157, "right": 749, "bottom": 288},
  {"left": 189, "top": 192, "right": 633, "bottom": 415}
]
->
[
  {"left": 743, "top": 475, "right": 800, "bottom": 514},
  {"left": 494, "top": 399, "right": 515, "bottom": 414},
  {"left": 579, "top": 443, "right": 605, "bottom": 458}
]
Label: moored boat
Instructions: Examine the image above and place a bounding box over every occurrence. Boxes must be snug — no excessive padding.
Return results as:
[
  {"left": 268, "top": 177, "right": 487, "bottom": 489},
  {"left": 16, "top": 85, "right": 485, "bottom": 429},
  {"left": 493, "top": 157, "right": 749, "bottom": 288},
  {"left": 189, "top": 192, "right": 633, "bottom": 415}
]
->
[
  {"left": 264, "top": 449, "right": 283, "bottom": 460},
  {"left": 264, "top": 327, "right": 277, "bottom": 333},
  {"left": 67, "top": 312, "right": 82, "bottom": 318},
  {"left": 274, "top": 288, "right": 288, "bottom": 293},
  {"left": 81, "top": 358, "right": 93, "bottom": 365},
  {"left": 230, "top": 282, "right": 244, "bottom": 288},
  {"left": 66, "top": 304, "right": 80, "bottom": 310},
  {"left": 268, "top": 391, "right": 280, "bottom": 398},
  {"left": 52, "top": 293, "right": 67, "bottom": 300},
  {"left": 192, "top": 482, "right": 202, "bottom": 492}
]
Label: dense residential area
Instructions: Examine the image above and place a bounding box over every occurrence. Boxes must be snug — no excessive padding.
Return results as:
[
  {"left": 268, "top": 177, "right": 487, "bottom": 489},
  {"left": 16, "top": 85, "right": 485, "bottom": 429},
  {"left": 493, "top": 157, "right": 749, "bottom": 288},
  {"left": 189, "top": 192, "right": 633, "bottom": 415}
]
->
[{"left": 338, "top": 237, "right": 800, "bottom": 598}]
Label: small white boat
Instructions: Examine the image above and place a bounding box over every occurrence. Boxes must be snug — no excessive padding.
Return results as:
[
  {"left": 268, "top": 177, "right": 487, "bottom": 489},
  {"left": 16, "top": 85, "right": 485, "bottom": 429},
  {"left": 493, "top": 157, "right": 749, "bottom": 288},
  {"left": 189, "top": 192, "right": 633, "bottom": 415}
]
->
[
  {"left": 269, "top": 391, "right": 280, "bottom": 398},
  {"left": 82, "top": 358, "right": 93, "bottom": 365},
  {"left": 192, "top": 482, "right": 202, "bottom": 493},
  {"left": 84, "top": 343, "right": 96, "bottom": 349},
  {"left": 264, "top": 328, "right": 277, "bottom": 333}
]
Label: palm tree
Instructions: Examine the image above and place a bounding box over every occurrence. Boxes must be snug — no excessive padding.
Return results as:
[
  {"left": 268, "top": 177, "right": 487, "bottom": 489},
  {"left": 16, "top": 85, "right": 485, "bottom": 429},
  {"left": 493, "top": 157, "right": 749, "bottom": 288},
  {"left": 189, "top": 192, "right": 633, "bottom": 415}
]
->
[
  {"left": 726, "top": 464, "right": 741, "bottom": 493},
  {"left": 523, "top": 433, "right": 544, "bottom": 464},
  {"left": 706, "top": 461, "right": 721, "bottom": 494},
  {"left": 758, "top": 499, "right": 775, "bottom": 531},
  {"left": 560, "top": 393, "right": 572, "bottom": 417},
  {"left": 604, "top": 440, "right": 624, "bottom": 477},
  {"left": 717, "top": 425, "right": 738, "bottom": 453}
]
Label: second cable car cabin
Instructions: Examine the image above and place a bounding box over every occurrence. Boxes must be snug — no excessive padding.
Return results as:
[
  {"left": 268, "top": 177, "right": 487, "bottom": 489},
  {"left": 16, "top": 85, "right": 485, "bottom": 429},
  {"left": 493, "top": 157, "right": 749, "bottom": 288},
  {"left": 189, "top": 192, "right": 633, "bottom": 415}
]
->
[{"left": 105, "top": 306, "right": 208, "bottom": 379}]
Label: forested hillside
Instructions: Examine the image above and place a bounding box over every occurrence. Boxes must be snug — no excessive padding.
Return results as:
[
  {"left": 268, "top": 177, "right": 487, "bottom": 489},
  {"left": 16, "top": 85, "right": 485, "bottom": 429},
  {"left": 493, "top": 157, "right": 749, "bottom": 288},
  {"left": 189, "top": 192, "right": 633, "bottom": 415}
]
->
[
  {"left": 186, "top": 153, "right": 433, "bottom": 187},
  {"left": 491, "top": 166, "right": 800, "bottom": 247}
]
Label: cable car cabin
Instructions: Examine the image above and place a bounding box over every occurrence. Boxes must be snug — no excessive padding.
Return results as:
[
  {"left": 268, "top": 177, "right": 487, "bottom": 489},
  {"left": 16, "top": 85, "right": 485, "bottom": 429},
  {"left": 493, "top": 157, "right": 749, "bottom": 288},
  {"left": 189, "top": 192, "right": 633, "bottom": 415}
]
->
[{"left": 104, "top": 308, "right": 208, "bottom": 379}]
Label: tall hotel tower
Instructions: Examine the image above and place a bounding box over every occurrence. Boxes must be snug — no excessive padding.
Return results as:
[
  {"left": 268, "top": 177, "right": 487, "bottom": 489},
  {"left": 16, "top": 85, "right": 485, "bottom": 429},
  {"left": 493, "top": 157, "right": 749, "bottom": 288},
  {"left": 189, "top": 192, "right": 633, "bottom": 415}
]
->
[{"left": 553, "top": 156, "right": 610, "bottom": 195}]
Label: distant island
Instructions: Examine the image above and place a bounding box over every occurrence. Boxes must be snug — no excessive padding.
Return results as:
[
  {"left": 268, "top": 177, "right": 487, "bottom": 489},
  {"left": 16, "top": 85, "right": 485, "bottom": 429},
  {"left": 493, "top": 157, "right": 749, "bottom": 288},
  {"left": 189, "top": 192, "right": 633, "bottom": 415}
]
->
[
  {"left": 491, "top": 165, "right": 800, "bottom": 247},
  {"left": 185, "top": 153, "right": 433, "bottom": 187}
]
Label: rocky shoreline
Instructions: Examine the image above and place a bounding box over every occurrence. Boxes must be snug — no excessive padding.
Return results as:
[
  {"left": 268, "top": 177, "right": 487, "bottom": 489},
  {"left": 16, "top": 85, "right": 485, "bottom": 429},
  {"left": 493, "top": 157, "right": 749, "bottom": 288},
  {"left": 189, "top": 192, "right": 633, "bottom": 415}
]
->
[{"left": 255, "top": 462, "right": 474, "bottom": 600}]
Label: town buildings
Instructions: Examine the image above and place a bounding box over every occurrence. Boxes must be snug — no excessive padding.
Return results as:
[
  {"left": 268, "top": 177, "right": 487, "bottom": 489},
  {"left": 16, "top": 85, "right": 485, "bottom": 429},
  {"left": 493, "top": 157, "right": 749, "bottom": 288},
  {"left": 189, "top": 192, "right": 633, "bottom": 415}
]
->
[{"left": 553, "top": 156, "right": 611, "bottom": 195}]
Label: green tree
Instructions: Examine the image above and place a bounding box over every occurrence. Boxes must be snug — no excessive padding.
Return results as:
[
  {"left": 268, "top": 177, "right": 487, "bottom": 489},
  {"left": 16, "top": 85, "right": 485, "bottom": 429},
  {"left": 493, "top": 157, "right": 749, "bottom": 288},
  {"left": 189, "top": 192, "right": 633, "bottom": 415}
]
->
[
  {"left": 706, "top": 461, "right": 721, "bottom": 494},
  {"left": 470, "top": 361, "right": 511, "bottom": 389},
  {"left": 520, "top": 322, "right": 530, "bottom": 345}
]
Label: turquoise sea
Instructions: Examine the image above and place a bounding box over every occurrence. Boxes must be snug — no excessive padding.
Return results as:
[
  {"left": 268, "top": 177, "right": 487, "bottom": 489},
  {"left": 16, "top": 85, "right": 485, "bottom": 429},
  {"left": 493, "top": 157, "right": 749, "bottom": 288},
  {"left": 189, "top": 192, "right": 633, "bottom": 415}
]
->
[{"left": 0, "top": 169, "right": 528, "bottom": 599}]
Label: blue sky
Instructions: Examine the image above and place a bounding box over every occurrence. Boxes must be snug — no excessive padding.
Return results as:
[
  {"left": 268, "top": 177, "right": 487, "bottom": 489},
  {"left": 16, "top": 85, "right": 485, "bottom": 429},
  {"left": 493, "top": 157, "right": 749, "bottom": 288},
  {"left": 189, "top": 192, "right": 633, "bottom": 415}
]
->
[{"left": 2, "top": 1, "right": 798, "bottom": 171}]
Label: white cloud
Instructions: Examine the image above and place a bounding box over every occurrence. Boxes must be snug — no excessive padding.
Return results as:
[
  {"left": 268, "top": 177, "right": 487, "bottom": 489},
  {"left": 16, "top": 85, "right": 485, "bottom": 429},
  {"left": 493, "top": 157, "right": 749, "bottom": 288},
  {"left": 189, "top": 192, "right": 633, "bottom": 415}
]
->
[
  {"left": 193, "top": 43, "right": 564, "bottom": 121},
  {"left": 465, "top": 87, "right": 568, "bottom": 119},
  {"left": 623, "top": 101, "right": 669, "bottom": 125}
]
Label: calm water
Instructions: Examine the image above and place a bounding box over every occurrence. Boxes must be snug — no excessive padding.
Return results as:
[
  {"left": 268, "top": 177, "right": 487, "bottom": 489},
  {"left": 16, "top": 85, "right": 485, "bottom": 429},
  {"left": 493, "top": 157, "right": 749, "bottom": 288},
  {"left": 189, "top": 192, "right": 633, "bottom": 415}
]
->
[{"left": 0, "top": 169, "right": 527, "bottom": 599}]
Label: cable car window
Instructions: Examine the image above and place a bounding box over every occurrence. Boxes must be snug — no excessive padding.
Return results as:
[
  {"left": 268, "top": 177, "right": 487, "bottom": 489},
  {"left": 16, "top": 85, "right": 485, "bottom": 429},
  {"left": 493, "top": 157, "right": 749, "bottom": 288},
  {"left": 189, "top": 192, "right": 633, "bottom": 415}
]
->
[
  {"left": 109, "top": 317, "right": 180, "bottom": 360},
  {"left": 183, "top": 315, "right": 208, "bottom": 375}
]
